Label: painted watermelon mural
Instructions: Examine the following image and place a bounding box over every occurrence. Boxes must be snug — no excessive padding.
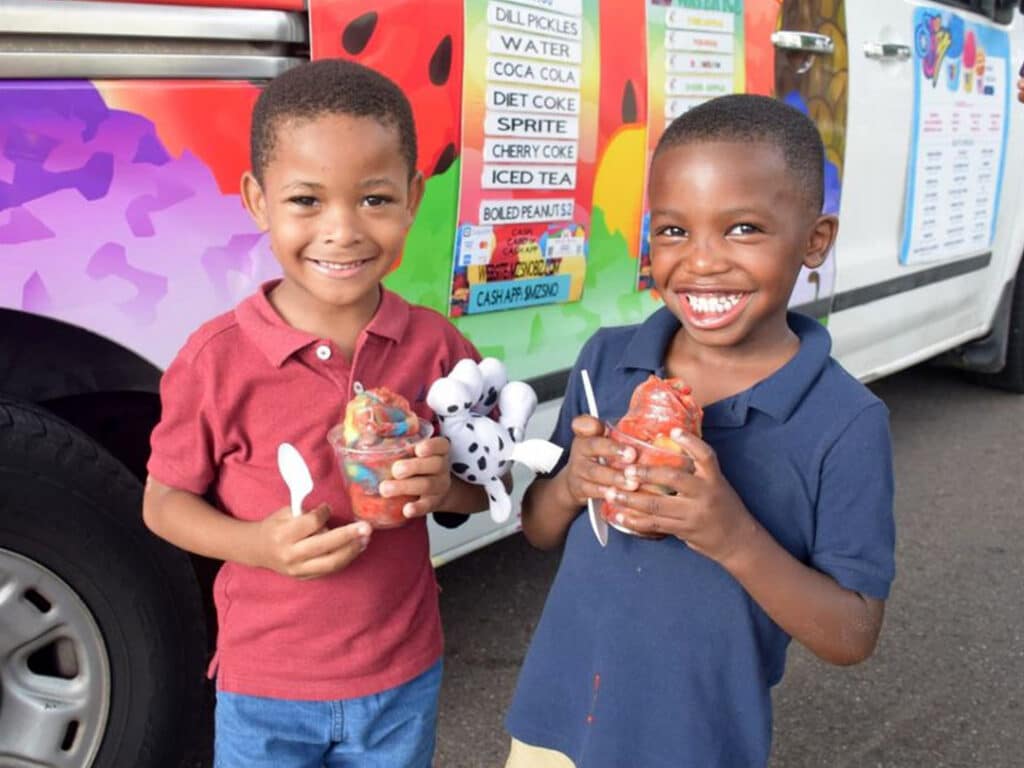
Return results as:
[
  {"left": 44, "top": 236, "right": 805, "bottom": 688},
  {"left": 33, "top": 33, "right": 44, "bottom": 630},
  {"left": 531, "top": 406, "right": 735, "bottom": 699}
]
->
[
  {"left": 592, "top": 0, "right": 647, "bottom": 265},
  {"left": 310, "top": 0, "right": 463, "bottom": 181}
]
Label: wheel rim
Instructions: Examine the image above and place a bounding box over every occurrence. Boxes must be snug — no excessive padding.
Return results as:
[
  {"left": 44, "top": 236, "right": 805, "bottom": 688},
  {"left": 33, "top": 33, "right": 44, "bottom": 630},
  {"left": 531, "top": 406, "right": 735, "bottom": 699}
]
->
[{"left": 0, "top": 548, "right": 110, "bottom": 768}]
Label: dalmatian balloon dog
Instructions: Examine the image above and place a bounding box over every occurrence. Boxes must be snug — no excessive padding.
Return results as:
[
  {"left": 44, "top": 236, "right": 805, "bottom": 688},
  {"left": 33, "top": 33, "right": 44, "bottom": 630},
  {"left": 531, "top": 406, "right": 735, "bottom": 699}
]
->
[{"left": 427, "top": 358, "right": 563, "bottom": 523}]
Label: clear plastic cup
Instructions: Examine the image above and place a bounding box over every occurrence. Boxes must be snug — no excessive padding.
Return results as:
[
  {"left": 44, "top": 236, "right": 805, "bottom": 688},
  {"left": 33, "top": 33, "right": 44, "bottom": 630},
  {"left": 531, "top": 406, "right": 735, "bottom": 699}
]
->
[
  {"left": 601, "top": 421, "right": 690, "bottom": 539},
  {"left": 327, "top": 421, "right": 434, "bottom": 529}
]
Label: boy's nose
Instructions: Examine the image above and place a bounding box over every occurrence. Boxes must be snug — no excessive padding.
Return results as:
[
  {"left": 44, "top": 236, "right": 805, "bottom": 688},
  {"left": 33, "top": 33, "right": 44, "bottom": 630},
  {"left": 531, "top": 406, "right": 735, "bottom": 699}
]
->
[
  {"left": 687, "top": 238, "right": 728, "bottom": 274},
  {"left": 321, "top": 206, "right": 362, "bottom": 246}
]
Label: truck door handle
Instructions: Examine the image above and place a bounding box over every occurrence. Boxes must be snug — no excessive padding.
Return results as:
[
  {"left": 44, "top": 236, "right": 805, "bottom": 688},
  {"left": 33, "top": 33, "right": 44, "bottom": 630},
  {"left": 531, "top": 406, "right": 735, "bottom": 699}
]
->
[
  {"left": 771, "top": 31, "right": 835, "bottom": 55},
  {"left": 863, "top": 42, "right": 912, "bottom": 61}
]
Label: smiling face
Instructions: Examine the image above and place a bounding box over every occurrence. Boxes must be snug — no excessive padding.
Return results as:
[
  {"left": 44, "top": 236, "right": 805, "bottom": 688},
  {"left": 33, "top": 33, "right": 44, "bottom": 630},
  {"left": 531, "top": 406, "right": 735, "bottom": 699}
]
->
[
  {"left": 648, "top": 139, "right": 836, "bottom": 355},
  {"left": 242, "top": 112, "right": 423, "bottom": 327}
]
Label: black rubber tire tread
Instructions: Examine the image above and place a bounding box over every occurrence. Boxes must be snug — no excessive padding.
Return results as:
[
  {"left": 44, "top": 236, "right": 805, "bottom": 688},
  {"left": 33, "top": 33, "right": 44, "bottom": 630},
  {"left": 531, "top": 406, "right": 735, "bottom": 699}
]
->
[
  {"left": 973, "top": 261, "right": 1024, "bottom": 393},
  {"left": 0, "top": 396, "right": 207, "bottom": 768}
]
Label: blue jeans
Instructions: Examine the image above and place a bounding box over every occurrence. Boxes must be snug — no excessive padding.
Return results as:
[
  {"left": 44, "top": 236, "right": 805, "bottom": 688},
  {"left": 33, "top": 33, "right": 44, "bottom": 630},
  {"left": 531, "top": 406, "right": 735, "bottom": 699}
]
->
[{"left": 214, "top": 660, "right": 442, "bottom": 768}]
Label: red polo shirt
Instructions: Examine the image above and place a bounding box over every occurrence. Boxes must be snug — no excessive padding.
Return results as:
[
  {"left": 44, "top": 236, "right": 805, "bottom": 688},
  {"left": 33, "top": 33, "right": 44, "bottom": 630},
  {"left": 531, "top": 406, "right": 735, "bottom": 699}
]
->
[{"left": 147, "top": 282, "right": 479, "bottom": 700}]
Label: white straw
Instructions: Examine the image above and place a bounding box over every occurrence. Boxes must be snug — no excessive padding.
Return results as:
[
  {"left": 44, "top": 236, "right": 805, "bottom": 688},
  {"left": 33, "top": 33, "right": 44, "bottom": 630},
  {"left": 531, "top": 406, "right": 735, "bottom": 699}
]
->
[
  {"left": 580, "top": 368, "right": 608, "bottom": 547},
  {"left": 581, "top": 368, "right": 599, "bottom": 418}
]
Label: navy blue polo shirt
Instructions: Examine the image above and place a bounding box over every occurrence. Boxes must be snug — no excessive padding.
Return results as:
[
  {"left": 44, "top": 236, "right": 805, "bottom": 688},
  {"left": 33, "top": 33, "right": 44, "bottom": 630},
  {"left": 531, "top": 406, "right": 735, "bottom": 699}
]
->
[{"left": 506, "top": 309, "right": 895, "bottom": 767}]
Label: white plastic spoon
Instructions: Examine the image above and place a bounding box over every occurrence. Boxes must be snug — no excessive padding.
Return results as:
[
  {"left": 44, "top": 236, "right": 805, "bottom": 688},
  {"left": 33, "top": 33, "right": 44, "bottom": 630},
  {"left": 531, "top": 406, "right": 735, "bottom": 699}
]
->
[
  {"left": 277, "top": 443, "right": 313, "bottom": 518},
  {"left": 580, "top": 369, "right": 608, "bottom": 547}
]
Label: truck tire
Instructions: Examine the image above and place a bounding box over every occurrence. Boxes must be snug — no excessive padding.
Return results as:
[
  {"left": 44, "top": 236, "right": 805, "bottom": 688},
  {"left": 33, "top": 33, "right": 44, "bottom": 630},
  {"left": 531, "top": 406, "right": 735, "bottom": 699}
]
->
[
  {"left": 974, "top": 264, "right": 1024, "bottom": 393},
  {"left": 0, "top": 397, "right": 207, "bottom": 768}
]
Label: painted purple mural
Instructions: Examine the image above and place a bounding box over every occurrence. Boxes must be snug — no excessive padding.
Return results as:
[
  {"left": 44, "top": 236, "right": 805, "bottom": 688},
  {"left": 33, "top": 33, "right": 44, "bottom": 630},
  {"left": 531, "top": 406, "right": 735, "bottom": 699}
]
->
[{"left": 0, "top": 81, "right": 279, "bottom": 369}]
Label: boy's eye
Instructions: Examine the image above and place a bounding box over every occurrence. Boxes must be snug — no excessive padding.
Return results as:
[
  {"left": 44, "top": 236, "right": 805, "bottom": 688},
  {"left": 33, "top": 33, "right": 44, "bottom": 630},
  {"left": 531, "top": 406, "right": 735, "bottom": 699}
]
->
[
  {"left": 655, "top": 225, "right": 687, "bottom": 238},
  {"left": 728, "top": 223, "right": 762, "bottom": 236},
  {"left": 288, "top": 195, "right": 318, "bottom": 207}
]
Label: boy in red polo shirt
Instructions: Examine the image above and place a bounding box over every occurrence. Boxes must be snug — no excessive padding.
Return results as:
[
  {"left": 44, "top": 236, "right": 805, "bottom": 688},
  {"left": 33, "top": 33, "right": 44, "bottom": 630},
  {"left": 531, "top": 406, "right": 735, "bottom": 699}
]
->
[{"left": 143, "top": 60, "right": 489, "bottom": 767}]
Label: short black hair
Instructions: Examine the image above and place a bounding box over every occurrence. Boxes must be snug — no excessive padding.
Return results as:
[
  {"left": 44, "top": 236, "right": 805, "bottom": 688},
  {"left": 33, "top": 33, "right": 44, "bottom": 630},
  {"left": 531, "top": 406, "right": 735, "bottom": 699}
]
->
[
  {"left": 250, "top": 59, "right": 417, "bottom": 182},
  {"left": 654, "top": 94, "right": 824, "bottom": 211}
]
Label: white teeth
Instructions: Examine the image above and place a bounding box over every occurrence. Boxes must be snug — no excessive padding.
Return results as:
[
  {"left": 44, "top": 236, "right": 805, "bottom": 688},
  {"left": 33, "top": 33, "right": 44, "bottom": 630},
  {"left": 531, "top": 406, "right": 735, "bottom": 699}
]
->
[
  {"left": 315, "top": 259, "right": 362, "bottom": 271},
  {"left": 685, "top": 293, "right": 741, "bottom": 314}
]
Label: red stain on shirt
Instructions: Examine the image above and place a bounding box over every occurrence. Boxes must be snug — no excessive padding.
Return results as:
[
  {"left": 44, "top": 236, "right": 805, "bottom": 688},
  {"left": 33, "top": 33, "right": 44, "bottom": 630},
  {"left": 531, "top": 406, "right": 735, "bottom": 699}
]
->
[{"left": 586, "top": 673, "right": 602, "bottom": 725}]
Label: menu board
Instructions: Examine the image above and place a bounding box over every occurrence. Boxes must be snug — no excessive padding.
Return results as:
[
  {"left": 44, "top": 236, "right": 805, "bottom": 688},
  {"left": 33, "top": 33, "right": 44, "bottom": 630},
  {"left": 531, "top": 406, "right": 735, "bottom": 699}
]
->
[
  {"left": 450, "top": 0, "right": 599, "bottom": 316},
  {"left": 901, "top": 7, "right": 1010, "bottom": 265},
  {"left": 637, "top": 0, "right": 745, "bottom": 290}
]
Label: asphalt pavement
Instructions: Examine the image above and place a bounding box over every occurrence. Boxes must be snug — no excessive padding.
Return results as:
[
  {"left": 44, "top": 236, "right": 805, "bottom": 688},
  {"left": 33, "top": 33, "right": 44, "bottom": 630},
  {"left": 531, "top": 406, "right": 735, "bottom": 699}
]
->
[{"left": 434, "top": 363, "right": 1024, "bottom": 768}]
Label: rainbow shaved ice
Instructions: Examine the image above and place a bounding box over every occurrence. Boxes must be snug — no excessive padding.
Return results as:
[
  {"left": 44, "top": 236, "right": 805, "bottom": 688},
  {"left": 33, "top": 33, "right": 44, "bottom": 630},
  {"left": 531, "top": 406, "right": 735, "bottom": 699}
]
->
[
  {"left": 328, "top": 388, "right": 432, "bottom": 528},
  {"left": 341, "top": 388, "right": 422, "bottom": 448}
]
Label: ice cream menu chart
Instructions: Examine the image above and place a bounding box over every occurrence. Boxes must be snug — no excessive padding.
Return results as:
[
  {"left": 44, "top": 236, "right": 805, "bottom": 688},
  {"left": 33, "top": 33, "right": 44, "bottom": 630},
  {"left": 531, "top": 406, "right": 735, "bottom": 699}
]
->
[
  {"left": 450, "top": 0, "right": 598, "bottom": 316},
  {"left": 637, "top": 0, "right": 745, "bottom": 290},
  {"left": 901, "top": 8, "right": 1010, "bottom": 265}
]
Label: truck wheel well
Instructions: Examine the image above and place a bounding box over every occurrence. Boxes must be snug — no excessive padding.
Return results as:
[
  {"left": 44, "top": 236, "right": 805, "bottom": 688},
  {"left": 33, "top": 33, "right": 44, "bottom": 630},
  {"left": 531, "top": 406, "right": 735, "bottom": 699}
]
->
[
  {"left": 42, "top": 390, "right": 161, "bottom": 480},
  {"left": 0, "top": 309, "right": 162, "bottom": 405},
  {"left": 0, "top": 309, "right": 164, "bottom": 476}
]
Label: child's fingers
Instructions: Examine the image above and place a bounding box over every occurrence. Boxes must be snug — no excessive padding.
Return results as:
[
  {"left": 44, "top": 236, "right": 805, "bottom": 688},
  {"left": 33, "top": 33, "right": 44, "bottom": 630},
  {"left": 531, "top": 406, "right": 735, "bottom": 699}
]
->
[
  {"left": 667, "top": 430, "right": 718, "bottom": 472},
  {"left": 413, "top": 436, "right": 450, "bottom": 459},
  {"left": 624, "top": 462, "right": 697, "bottom": 495},
  {"left": 608, "top": 506, "right": 682, "bottom": 539},
  {"left": 272, "top": 503, "right": 331, "bottom": 541},
  {"left": 295, "top": 538, "right": 370, "bottom": 579},
  {"left": 292, "top": 520, "right": 371, "bottom": 558},
  {"left": 401, "top": 495, "right": 442, "bottom": 519},
  {"left": 586, "top": 462, "right": 634, "bottom": 493},
  {"left": 380, "top": 473, "right": 450, "bottom": 499},
  {"left": 574, "top": 434, "right": 636, "bottom": 466},
  {"left": 268, "top": 504, "right": 295, "bottom": 520},
  {"left": 269, "top": 502, "right": 326, "bottom": 523},
  {"left": 569, "top": 452, "right": 634, "bottom": 497},
  {"left": 570, "top": 417, "right": 636, "bottom": 464},
  {"left": 306, "top": 502, "right": 333, "bottom": 525},
  {"left": 570, "top": 414, "right": 605, "bottom": 437},
  {"left": 602, "top": 489, "right": 689, "bottom": 539},
  {"left": 391, "top": 454, "right": 446, "bottom": 480},
  {"left": 603, "top": 486, "right": 680, "bottom": 518}
]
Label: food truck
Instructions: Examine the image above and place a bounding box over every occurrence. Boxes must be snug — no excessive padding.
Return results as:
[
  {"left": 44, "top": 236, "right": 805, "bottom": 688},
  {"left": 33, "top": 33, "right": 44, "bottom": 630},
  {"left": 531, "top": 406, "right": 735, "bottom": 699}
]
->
[{"left": 1, "top": 0, "right": 1022, "bottom": 764}]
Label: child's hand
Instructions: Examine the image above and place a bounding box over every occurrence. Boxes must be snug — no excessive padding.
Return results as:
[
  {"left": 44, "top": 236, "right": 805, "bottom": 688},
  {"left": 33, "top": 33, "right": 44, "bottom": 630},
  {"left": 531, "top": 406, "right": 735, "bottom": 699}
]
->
[
  {"left": 1018, "top": 76, "right": 1024, "bottom": 104},
  {"left": 562, "top": 415, "right": 640, "bottom": 507},
  {"left": 380, "top": 436, "right": 452, "bottom": 519},
  {"left": 256, "top": 503, "right": 372, "bottom": 579},
  {"left": 603, "top": 430, "right": 756, "bottom": 565}
]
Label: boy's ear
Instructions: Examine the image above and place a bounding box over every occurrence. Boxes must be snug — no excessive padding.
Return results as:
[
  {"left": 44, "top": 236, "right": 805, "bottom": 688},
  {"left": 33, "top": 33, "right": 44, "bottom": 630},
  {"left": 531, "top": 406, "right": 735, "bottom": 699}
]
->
[
  {"left": 803, "top": 213, "right": 839, "bottom": 270},
  {"left": 240, "top": 171, "right": 270, "bottom": 232},
  {"left": 405, "top": 171, "right": 425, "bottom": 221}
]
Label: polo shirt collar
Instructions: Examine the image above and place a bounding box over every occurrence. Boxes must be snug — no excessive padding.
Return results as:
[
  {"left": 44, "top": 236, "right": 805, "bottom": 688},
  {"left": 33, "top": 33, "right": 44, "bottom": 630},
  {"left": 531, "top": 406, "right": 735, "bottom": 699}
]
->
[
  {"left": 236, "top": 280, "right": 410, "bottom": 367},
  {"left": 616, "top": 306, "right": 831, "bottom": 424},
  {"left": 618, "top": 306, "right": 680, "bottom": 374},
  {"left": 745, "top": 312, "right": 831, "bottom": 422}
]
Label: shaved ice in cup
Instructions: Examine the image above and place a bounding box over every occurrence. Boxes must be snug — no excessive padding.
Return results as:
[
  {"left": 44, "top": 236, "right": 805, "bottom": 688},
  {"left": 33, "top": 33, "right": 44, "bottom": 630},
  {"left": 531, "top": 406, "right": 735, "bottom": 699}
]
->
[
  {"left": 602, "top": 376, "right": 703, "bottom": 537},
  {"left": 327, "top": 388, "right": 433, "bottom": 529}
]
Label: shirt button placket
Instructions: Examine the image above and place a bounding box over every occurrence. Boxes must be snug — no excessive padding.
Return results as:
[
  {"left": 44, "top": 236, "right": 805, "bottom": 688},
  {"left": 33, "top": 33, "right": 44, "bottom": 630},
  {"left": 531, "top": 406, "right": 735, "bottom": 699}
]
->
[{"left": 312, "top": 341, "right": 351, "bottom": 396}]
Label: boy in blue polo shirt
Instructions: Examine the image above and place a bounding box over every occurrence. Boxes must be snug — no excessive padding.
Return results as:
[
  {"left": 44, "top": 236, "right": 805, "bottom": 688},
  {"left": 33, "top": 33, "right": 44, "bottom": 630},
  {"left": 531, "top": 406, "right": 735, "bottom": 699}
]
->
[{"left": 504, "top": 94, "right": 896, "bottom": 767}]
